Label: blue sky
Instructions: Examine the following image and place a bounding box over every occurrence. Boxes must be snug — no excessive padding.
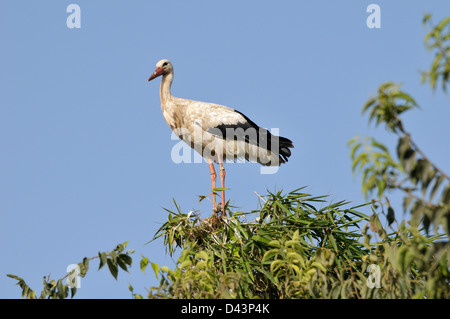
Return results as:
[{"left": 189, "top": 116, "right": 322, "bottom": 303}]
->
[{"left": 1, "top": 1, "right": 449, "bottom": 298}]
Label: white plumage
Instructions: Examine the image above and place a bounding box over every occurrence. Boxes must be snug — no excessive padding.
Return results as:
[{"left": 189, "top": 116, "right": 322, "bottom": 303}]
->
[{"left": 148, "top": 59, "right": 293, "bottom": 217}]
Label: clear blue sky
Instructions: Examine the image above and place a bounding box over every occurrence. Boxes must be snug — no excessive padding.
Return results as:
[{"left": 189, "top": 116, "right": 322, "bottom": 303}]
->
[{"left": 1, "top": 1, "right": 449, "bottom": 298}]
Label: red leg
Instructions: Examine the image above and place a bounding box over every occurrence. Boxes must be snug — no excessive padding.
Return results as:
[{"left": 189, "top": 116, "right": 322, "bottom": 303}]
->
[
  {"left": 219, "top": 162, "right": 226, "bottom": 217},
  {"left": 217, "top": 153, "right": 226, "bottom": 218},
  {"left": 208, "top": 160, "right": 217, "bottom": 214}
]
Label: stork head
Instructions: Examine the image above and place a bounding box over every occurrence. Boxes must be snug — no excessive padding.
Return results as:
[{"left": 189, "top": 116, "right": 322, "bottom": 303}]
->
[{"left": 148, "top": 59, "right": 173, "bottom": 81}]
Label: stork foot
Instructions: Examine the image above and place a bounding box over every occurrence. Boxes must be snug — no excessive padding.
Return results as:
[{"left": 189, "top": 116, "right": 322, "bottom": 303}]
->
[{"left": 212, "top": 203, "right": 227, "bottom": 220}]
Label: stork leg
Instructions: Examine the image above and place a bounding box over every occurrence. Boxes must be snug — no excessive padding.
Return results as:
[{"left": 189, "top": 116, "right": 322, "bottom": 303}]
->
[
  {"left": 217, "top": 153, "right": 226, "bottom": 218},
  {"left": 219, "top": 162, "right": 226, "bottom": 218},
  {"left": 208, "top": 159, "right": 217, "bottom": 214}
]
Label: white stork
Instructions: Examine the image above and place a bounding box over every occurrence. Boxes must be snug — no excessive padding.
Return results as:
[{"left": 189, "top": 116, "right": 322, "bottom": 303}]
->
[{"left": 148, "top": 59, "right": 293, "bottom": 218}]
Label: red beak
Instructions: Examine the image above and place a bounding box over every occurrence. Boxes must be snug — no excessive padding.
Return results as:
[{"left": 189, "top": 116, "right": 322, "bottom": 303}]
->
[{"left": 148, "top": 67, "right": 165, "bottom": 82}]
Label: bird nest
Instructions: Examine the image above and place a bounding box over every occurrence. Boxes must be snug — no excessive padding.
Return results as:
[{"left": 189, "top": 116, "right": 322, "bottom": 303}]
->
[{"left": 184, "top": 210, "right": 227, "bottom": 243}]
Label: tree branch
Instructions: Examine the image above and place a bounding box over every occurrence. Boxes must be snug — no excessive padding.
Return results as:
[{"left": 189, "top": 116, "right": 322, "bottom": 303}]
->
[{"left": 396, "top": 118, "right": 450, "bottom": 181}]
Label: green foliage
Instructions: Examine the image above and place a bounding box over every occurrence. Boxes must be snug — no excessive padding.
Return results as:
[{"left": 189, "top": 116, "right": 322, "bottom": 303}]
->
[
  {"left": 350, "top": 14, "right": 450, "bottom": 235},
  {"left": 139, "top": 189, "right": 449, "bottom": 299},
  {"left": 348, "top": 135, "right": 402, "bottom": 199},
  {"left": 141, "top": 17, "right": 450, "bottom": 298},
  {"left": 422, "top": 15, "right": 450, "bottom": 91},
  {"left": 7, "top": 242, "right": 133, "bottom": 299},
  {"left": 8, "top": 14, "right": 450, "bottom": 301},
  {"left": 362, "top": 82, "right": 418, "bottom": 133},
  {"left": 363, "top": 212, "right": 449, "bottom": 298}
]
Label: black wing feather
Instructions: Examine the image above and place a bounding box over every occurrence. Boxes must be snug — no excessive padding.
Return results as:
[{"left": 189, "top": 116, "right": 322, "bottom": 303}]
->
[{"left": 206, "top": 109, "right": 294, "bottom": 163}]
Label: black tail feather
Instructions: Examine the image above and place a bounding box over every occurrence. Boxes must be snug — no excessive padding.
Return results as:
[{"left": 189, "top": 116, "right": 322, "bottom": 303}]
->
[
  {"left": 278, "top": 136, "right": 294, "bottom": 163},
  {"left": 227, "top": 109, "right": 294, "bottom": 165}
]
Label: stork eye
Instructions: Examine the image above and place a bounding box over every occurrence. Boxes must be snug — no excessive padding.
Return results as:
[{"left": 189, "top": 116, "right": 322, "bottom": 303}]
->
[{"left": 162, "top": 61, "right": 168, "bottom": 67}]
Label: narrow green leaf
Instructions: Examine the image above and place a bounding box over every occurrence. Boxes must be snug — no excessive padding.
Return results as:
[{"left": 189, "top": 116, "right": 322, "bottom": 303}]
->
[
  {"left": 430, "top": 175, "right": 444, "bottom": 201},
  {"left": 56, "top": 279, "right": 65, "bottom": 299},
  {"left": 98, "top": 252, "right": 107, "bottom": 270},
  {"left": 252, "top": 235, "right": 270, "bottom": 245},
  {"left": 117, "top": 255, "right": 129, "bottom": 272},
  {"left": 140, "top": 257, "right": 149, "bottom": 273},
  {"left": 441, "top": 184, "right": 450, "bottom": 205},
  {"left": 120, "top": 254, "right": 132, "bottom": 266},
  {"left": 107, "top": 259, "right": 118, "bottom": 280},
  {"left": 179, "top": 260, "right": 192, "bottom": 269},
  {"left": 212, "top": 187, "right": 230, "bottom": 192},
  {"left": 387, "top": 206, "right": 395, "bottom": 226},
  {"left": 254, "top": 266, "right": 278, "bottom": 285},
  {"left": 70, "top": 287, "right": 77, "bottom": 299},
  {"left": 328, "top": 234, "right": 338, "bottom": 252}
]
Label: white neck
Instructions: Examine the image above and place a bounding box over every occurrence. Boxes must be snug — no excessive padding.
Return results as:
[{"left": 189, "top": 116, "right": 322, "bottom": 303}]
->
[{"left": 160, "top": 71, "right": 174, "bottom": 106}]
